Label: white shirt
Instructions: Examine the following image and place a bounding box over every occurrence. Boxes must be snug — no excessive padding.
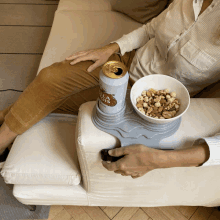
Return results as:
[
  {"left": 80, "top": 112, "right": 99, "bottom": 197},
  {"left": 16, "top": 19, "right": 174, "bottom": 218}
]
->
[
  {"left": 112, "top": 0, "right": 220, "bottom": 97},
  {"left": 112, "top": 0, "right": 220, "bottom": 167}
]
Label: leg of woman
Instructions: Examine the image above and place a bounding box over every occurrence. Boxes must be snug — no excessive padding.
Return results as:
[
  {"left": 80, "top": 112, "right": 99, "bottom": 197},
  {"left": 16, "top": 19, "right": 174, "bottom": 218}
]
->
[
  {"left": 50, "top": 50, "right": 136, "bottom": 115},
  {"left": 0, "top": 50, "right": 136, "bottom": 153}
]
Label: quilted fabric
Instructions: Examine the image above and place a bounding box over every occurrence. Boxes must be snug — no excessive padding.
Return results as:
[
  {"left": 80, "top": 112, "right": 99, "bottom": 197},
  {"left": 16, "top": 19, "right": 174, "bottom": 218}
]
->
[{"left": 1, "top": 113, "right": 81, "bottom": 186}]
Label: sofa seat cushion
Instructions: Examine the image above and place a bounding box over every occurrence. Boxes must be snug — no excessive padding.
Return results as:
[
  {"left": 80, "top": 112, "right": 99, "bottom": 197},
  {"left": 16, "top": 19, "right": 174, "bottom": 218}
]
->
[
  {"left": 1, "top": 113, "right": 81, "bottom": 186},
  {"left": 36, "top": 10, "right": 142, "bottom": 74},
  {"left": 13, "top": 183, "right": 88, "bottom": 206},
  {"left": 57, "top": 0, "right": 113, "bottom": 12}
]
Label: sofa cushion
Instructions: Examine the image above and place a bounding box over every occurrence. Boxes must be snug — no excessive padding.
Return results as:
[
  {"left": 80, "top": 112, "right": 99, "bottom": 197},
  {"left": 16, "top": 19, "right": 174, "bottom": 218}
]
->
[
  {"left": 1, "top": 113, "right": 81, "bottom": 186},
  {"left": 111, "top": 0, "right": 169, "bottom": 24},
  {"left": 13, "top": 183, "right": 89, "bottom": 206},
  {"left": 193, "top": 80, "right": 220, "bottom": 98},
  {"left": 36, "top": 10, "right": 142, "bottom": 74},
  {"left": 57, "top": 0, "right": 113, "bottom": 12}
]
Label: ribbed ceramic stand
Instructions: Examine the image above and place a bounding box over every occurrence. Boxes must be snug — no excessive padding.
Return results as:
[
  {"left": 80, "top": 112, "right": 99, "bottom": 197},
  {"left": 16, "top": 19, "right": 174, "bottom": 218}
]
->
[{"left": 92, "top": 89, "right": 181, "bottom": 149}]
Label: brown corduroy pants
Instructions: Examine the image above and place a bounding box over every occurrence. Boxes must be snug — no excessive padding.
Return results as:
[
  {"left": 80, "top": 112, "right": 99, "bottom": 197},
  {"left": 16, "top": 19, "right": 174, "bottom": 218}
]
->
[{"left": 2, "top": 50, "right": 136, "bottom": 135}]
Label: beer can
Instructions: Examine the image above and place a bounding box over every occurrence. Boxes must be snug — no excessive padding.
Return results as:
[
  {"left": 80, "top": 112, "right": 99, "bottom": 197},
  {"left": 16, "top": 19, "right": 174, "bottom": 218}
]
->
[{"left": 98, "top": 61, "right": 129, "bottom": 114}]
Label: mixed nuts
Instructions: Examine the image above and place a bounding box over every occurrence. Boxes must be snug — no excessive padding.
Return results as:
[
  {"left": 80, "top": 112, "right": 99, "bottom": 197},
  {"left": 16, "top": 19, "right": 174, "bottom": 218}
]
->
[{"left": 136, "top": 88, "right": 180, "bottom": 119}]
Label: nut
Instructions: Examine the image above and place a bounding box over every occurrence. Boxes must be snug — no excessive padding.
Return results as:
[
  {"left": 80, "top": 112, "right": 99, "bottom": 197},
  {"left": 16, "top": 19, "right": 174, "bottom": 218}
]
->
[
  {"left": 158, "top": 106, "right": 163, "bottom": 112},
  {"left": 147, "top": 107, "right": 153, "bottom": 114},
  {"left": 140, "top": 110, "right": 145, "bottom": 114},
  {"left": 141, "top": 90, "right": 147, "bottom": 96},
  {"left": 168, "top": 98, "right": 175, "bottom": 103},
  {"left": 144, "top": 97, "right": 149, "bottom": 102},
  {"left": 154, "top": 96, "right": 161, "bottom": 103},
  {"left": 146, "top": 91, "right": 152, "bottom": 97},
  {"left": 170, "top": 92, "right": 176, "bottom": 98},
  {"left": 162, "top": 111, "right": 172, "bottom": 119},
  {"left": 175, "top": 104, "right": 180, "bottom": 109},
  {"left": 143, "top": 103, "right": 148, "bottom": 108},
  {"left": 155, "top": 102, "right": 161, "bottom": 107}
]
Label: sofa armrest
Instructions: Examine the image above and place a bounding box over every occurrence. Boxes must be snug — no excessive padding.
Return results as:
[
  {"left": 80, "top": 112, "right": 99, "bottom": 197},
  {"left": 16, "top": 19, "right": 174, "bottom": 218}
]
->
[
  {"left": 1, "top": 113, "right": 81, "bottom": 186},
  {"left": 75, "top": 99, "right": 220, "bottom": 207}
]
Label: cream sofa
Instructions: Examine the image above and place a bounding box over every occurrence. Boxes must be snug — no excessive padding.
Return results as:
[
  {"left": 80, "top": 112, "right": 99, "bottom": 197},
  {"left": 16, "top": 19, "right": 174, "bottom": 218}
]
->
[{"left": 1, "top": 0, "right": 220, "bottom": 208}]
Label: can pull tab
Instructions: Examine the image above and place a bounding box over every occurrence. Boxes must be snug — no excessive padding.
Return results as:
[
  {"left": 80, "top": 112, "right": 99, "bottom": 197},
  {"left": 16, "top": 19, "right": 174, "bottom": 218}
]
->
[
  {"left": 102, "top": 61, "right": 128, "bottom": 79},
  {"left": 115, "top": 68, "right": 123, "bottom": 76}
]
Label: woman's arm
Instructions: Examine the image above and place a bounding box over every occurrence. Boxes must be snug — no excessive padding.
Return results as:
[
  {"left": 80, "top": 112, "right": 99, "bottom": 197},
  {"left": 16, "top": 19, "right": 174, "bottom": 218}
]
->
[
  {"left": 110, "top": 0, "right": 178, "bottom": 56},
  {"left": 102, "top": 142, "right": 211, "bottom": 178},
  {"left": 165, "top": 142, "right": 210, "bottom": 167}
]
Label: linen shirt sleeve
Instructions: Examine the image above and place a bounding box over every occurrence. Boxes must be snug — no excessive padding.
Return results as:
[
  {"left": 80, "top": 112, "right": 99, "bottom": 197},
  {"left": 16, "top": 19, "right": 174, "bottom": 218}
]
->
[
  {"left": 193, "top": 133, "right": 220, "bottom": 166},
  {"left": 109, "top": 1, "right": 177, "bottom": 56}
]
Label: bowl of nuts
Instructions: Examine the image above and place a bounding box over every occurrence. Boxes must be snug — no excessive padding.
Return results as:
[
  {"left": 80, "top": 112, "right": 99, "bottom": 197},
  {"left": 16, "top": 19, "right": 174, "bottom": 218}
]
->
[{"left": 130, "top": 74, "right": 190, "bottom": 124}]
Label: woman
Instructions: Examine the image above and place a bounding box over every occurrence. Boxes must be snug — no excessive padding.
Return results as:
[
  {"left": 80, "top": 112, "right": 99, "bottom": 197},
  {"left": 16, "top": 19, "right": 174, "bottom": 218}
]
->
[{"left": 0, "top": 0, "right": 219, "bottom": 178}]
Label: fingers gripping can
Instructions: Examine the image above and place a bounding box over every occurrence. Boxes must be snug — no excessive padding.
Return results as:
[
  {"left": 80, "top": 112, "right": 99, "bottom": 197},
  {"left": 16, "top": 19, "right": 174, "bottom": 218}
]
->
[{"left": 98, "top": 61, "right": 129, "bottom": 114}]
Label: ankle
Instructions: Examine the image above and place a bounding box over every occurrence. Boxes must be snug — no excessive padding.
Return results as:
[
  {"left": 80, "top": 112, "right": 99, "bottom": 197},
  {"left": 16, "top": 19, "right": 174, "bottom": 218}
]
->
[{"left": 1, "top": 122, "right": 18, "bottom": 139}]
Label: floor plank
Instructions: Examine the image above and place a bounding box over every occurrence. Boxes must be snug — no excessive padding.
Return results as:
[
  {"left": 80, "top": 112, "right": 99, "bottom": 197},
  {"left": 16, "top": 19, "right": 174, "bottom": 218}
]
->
[
  {"left": 189, "top": 207, "right": 215, "bottom": 220},
  {"left": 0, "top": 26, "right": 51, "bottom": 53},
  {"left": 0, "top": 4, "right": 58, "bottom": 26},
  {"left": 176, "top": 206, "right": 198, "bottom": 219},
  {"left": 0, "top": 0, "right": 59, "bottom": 4},
  {"left": 63, "top": 206, "right": 92, "bottom": 220},
  {"left": 50, "top": 208, "right": 72, "bottom": 220},
  {"left": 82, "top": 206, "right": 109, "bottom": 220},
  {"left": 102, "top": 207, "right": 122, "bottom": 219},
  {"left": 100, "top": 206, "right": 107, "bottom": 210},
  {"left": 142, "top": 207, "right": 170, "bottom": 220},
  {"left": 47, "top": 205, "right": 64, "bottom": 220},
  {"left": 208, "top": 209, "right": 220, "bottom": 220},
  {"left": 130, "top": 209, "right": 151, "bottom": 220},
  {"left": 0, "top": 54, "right": 42, "bottom": 89},
  {"left": 112, "top": 207, "right": 139, "bottom": 220},
  {"left": 159, "top": 206, "right": 188, "bottom": 220}
]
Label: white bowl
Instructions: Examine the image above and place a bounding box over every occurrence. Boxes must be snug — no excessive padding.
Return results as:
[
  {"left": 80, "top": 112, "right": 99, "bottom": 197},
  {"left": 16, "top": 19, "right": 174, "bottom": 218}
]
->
[{"left": 130, "top": 74, "right": 190, "bottom": 124}]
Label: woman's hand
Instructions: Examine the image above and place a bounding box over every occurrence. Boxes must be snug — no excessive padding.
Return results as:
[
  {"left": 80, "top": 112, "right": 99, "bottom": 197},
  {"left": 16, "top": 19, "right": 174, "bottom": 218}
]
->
[
  {"left": 102, "top": 142, "right": 210, "bottom": 179},
  {"left": 65, "top": 43, "right": 120, "bottom": 73},
  {"left": 102, "top": 144, "right": 169, "bottom": 179}
]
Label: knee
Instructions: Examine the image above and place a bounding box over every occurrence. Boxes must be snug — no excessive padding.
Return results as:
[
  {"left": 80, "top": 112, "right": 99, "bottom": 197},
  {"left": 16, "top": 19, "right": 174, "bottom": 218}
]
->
[{"left": 37, "top": 60, "right": 70, "bottom": 83}]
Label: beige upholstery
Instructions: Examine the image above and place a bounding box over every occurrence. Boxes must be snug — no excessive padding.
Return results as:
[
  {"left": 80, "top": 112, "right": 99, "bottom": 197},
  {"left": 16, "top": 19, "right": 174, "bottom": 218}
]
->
[
  {"left": 10, "top": 98, "right": 220, "bottom": 207},
  {"left": 1, "top": 114, "right": 81, "bottom": 186},
  {"left": 36, "top": 10, "right": 141, "bottom": 75},
  {"left": 57, "top": 0, "right": 113, "bottom": 12},
  {"left": 74, "top": 100, "right": 220, "bottom": 207},
  {"left": 2, "top": 0, "right": 220, "bottom": 207}
]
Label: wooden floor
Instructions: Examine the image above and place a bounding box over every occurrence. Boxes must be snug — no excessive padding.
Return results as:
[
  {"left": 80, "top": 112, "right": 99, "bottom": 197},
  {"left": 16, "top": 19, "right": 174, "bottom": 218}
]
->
[
  {"left": 46, "top": 205, "right": 220, "bottom": 220},
  {"left": 1, "top": 1, "right": 220, "bottom": 220}
]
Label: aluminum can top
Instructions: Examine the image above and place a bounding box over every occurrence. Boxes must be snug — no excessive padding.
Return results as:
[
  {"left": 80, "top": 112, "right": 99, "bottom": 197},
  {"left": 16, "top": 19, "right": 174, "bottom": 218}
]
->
[{"left": 102, "top": 61, "right": 128, "bottom": 79}]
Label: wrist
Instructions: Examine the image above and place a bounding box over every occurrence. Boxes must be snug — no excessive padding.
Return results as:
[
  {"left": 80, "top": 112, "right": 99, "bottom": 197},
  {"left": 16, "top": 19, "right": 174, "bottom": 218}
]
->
[
  {"left": 164, "top": 143, "right": 210, "bottom": 168},
  {"left": 106, "top": 43, "right": 120, "bottom": 54}
]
